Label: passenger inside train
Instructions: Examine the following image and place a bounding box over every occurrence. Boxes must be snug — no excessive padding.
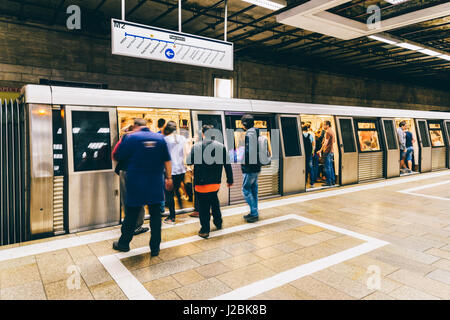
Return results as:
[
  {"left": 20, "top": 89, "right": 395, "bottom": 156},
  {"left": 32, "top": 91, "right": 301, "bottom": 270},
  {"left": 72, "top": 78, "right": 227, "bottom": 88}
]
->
[{"left": 301, "top": 115, "right": 339, "bottom": 190}]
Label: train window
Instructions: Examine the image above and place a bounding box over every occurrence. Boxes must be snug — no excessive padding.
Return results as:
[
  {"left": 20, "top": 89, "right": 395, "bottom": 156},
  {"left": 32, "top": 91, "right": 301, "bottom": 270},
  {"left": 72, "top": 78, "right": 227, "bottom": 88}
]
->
[
  {"left": 383, "top": 120, "right": 398, "bottom": 150},
  {"left": 339, "top": 119, "right": 356, "bottom": 153},
  {"left": 418, "top": 121, "right": 430, "bottom": 148},
  {"left": 196, "top": 114, "right": 223, "bottom": 143},
  {"left": 355, "top": 120, "right": 381, "bottom": 152},
  {"left": 71, "top": 111, "right": 112, "bottom": 172},
  {"left": 280, "top": 117, "right": 301, "bottom": 157},
  {"left": 52, "top": 109, "right": 65, "bottom": 176},
  {"left": 428, "top": 122, "right": 445, "bottom": 147}
]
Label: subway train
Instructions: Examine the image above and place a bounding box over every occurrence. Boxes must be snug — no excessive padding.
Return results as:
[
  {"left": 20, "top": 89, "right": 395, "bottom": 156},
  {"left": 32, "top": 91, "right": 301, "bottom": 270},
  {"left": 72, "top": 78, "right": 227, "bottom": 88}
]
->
[{"left": 1, "top": 84, "right": 449, "bottom": 246}]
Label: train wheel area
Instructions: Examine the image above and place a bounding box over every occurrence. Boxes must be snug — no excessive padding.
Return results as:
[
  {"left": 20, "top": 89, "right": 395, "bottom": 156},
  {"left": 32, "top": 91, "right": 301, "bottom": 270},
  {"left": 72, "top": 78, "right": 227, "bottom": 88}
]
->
[{"left": 1, "top": 170, "right": 449, "bottom": 300}]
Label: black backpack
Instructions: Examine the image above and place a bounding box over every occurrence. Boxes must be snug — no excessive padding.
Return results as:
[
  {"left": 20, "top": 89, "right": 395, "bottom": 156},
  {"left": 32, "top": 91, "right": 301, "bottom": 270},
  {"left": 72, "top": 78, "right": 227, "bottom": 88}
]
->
[{"left": 303, "top": 133, "right": 313, "bottom": 157}]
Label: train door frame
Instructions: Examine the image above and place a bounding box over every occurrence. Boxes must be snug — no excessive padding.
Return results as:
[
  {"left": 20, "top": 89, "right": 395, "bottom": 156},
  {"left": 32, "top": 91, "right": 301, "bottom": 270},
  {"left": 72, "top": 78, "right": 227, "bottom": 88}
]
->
[
  {"left": 428, "top": 119, "right": 448, "bottom": 171},
  {"left": 277, "top": 114, "right": 305, "bottom": 195},
  {"left": 64, "top": 105, "right": 120, "bottom": 233},
  {"left": 444, "top": 120, "right": 450, "bottom": 169},
  {"left": 415, "top": 119, "right": 432, "bottom": 173},
  {"left": 380, "top": 118, "right": 400, "bottom": 178},
  {"left": 335, "top": 116, "right": 358, "bottom": 185},
  {"left": 190, "top": 110, "right": 229, "bottom": 206},
  {"left": 224, "top": 112, "right": 280, "bottom": 204}
]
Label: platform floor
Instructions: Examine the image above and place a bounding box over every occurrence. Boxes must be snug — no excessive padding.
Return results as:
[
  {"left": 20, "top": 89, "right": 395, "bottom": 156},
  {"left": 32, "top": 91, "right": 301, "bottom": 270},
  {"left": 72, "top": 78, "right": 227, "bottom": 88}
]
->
[{"left": 1, "top": 170, "right": 450, "bottom": 300}]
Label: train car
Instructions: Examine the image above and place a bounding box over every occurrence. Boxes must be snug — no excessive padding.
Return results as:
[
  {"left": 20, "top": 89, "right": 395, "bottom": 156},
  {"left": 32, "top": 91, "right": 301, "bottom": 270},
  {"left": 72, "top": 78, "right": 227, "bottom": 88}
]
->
[{"left": 1, "top": 84, "right": 449, "bottom": 245}]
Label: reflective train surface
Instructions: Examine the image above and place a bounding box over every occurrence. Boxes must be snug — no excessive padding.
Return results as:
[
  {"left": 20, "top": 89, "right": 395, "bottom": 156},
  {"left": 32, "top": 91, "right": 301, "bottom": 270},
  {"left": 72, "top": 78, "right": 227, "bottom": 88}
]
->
[{"left": 1, "top": 84, "right": 449, "bottom": 245}]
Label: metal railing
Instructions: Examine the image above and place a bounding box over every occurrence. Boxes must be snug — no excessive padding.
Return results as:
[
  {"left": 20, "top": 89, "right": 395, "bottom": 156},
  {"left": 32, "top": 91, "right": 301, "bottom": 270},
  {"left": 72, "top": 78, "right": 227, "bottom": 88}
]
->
[{"left": 0, "top": 98, "right": 28, "bottom": 246}]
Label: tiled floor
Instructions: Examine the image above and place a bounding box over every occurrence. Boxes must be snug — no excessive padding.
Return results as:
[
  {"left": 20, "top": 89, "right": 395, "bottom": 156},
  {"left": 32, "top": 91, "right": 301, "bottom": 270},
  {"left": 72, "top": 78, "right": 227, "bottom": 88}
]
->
[{"left": 1, "top": 171, "right": 450, "bottom": 300}]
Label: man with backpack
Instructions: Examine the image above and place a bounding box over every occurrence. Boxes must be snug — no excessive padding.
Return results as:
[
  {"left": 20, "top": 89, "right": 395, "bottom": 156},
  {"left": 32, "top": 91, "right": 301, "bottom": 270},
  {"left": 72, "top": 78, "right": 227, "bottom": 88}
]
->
[{"left": 240, "top": 114, "right": 271, "bottom": 223}]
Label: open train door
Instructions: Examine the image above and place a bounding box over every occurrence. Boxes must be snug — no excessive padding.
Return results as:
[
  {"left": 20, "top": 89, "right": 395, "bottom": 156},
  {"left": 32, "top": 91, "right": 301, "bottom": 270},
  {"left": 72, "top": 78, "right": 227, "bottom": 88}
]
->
[
  {"left": 277, "top": 114, "right": 305, "bottom": 194},
  {"left": 415, "top": 119, "right": 432, "bottom": 173},
  {"left": 336, "top": 117, "right": 358, "bottom": 185},
  {"left": 380, "top": 118, "right": 400, "bottom": 178},
  {"left": 191, "top": 110, "right": 229, "bottom": 206},
  {"left": 445, "top": 120, "right": 450, "bottom": 169}
]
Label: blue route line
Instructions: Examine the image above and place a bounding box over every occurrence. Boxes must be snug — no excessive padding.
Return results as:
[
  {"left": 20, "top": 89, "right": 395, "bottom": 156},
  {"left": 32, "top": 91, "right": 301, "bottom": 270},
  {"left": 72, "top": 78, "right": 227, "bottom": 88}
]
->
[{"left": 125, "top": 33, "right": 174, "bottom": 44}]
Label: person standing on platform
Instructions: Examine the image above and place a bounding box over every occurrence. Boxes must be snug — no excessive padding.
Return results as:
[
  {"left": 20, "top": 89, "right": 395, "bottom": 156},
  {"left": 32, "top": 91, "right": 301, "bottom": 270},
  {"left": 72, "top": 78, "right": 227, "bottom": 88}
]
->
[
  {"left": 397, "top": 121, "right": 407, "bottom": 171},
  {"left": 302, "top": 125, "right": 315, "bottom": 187},
  {"left": 187, "top": 125, "right": 233, "bottom": 239},
  {"left": 241, "top": 114, "right": 261, "bottom": 223},
  {"left": 318, "top": 120, "right": 336, "bottom": 187},
  {"left": 112, "top": 119, "right": 149, "bottom": 236},
  {"left": 163, "top": 121, "right": 188, "bottom": 224},
  {"left": 157, "top": 117, "right": 167, "bottom": 214},
  {"left": 405, "top": 125, "right": 415, "bottom": 173},
  {"left": 112, "top": 118, "right": 173, "bottom": 257}
]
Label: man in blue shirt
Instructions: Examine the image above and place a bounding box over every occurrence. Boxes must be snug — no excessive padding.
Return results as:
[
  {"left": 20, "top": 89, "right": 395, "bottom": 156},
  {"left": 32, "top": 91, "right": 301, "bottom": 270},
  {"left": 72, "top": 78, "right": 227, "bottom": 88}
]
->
[{"left": 112, "top": 118, "right": 172, "bottom": 257}]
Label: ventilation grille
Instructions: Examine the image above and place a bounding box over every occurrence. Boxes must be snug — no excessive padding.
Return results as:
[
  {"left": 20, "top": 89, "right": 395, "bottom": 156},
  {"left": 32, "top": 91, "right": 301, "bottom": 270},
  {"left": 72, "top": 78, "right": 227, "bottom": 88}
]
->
[
  {"left": 53, "top": 176, "right": 64, "bottom": 234},
  {"left": 358, "top": 152, "right": 384, "bottom": 182},
  {"left": 229, "top": 159, "right": 280, "bottom": 204},
  {"left": 432, "top": 148, "right": 446, "bottom": 171}
]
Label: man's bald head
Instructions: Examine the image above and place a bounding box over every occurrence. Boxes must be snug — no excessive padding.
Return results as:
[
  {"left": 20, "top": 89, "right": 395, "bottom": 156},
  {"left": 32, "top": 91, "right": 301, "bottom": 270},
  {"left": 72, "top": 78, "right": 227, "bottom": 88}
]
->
[{"left": 134, "top": 118, "right": 147, "bottom": 127}]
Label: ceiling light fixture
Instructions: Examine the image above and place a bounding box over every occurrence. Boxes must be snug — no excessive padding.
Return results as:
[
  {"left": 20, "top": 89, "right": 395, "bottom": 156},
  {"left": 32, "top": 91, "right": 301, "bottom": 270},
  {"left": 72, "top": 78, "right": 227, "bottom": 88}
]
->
[
  {"left": 437, "top": 54, "right": 450, "bottom": 61},
  {"left": 396, "top": 42, "right": 424, "bottom": 51},
  {"left": 241, "top": 0, "right": 286, "bottom": 11},
  {"left": 368, "top": 35, "right": 398, "bottom": 45},
  {"left": 418, "top": 49, "right": 441, "bottom": 56},
  {"left": 384, "top": 0, "right": 410, "bottom": 4}
]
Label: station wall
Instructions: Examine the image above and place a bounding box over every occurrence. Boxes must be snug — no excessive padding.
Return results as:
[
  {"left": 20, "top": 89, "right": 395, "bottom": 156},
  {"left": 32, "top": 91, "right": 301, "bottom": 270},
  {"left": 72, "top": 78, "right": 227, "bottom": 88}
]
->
[{"left": 0, "top": 19, "right": 449, "bottom": 111}]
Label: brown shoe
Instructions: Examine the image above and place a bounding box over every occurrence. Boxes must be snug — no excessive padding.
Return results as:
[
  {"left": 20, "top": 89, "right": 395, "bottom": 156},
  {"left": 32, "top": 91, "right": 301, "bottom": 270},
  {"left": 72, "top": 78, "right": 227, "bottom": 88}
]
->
[
  {"left": 189, "top": 211, "right": 199, "bottom": 218},
  {"left": 198, "top": 231, "right": 209, "bottom": 239}
]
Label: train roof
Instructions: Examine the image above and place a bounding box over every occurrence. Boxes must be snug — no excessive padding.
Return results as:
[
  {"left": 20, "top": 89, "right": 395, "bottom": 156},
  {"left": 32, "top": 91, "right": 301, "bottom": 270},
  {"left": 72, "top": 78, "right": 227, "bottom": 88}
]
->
[{"left": 22, "top": 84, "right": 450, "bottom": 120}]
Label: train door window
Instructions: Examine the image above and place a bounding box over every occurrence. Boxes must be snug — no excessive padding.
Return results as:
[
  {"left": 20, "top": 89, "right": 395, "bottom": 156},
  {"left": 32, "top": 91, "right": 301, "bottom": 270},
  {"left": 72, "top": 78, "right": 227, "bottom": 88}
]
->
[
  {"left": 197, "top": 114, "right": 224, "bottom": 143},
  {"left": 383, "top": 120, "right": 398, "bottom": 150},
  {"left": 339, "top": 118, "right": 356, "bottom": 153},
  {"left": 52, "top": 109, "right": 65, "bottom": 176},
  {"left": 280, "top": 117, "right": 301, "bottom": 157},
  {"left": 72, "top": 111, "right": 112, "bottom": 172},
  {"left": 428, "top": 122, "right": 445, "bottom": 147},
  {"left": 418, "top": 121, "right": 430, "bottom": 148},
  {"left": 354, "top": 120, "right": 381, "bottom": 152},
  {"left": 232, "top": 117, "right": 272, "bottom": 163},
  {"left": 446, "top": 122, "right": 450, "bottom": 142}
]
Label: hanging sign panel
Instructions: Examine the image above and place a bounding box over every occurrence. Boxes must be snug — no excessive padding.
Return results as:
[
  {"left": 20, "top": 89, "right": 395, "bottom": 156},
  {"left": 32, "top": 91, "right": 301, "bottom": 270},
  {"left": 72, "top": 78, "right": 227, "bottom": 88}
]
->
[{"left": 111, "top": 19, "right": 234, "bottom": 70}]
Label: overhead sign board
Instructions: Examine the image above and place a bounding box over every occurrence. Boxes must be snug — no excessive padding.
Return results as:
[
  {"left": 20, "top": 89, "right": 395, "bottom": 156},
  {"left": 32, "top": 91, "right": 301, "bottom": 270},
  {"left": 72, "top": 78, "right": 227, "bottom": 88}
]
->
[{"left": 111, "top": 19, "right": 234, "bottom": 70}]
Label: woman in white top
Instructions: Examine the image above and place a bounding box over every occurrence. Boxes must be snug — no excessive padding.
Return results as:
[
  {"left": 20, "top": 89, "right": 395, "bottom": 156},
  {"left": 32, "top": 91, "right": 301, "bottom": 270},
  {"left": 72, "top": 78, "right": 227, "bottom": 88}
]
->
[{"left": 163, "top": 121, "right": 188, "bottom": 224}]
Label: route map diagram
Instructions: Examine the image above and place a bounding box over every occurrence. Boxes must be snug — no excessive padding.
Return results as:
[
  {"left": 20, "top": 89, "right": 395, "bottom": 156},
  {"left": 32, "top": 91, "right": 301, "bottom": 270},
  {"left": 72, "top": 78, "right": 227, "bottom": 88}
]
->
[{"left": 112, "top": 19, "right": 233, "bottom": 70}]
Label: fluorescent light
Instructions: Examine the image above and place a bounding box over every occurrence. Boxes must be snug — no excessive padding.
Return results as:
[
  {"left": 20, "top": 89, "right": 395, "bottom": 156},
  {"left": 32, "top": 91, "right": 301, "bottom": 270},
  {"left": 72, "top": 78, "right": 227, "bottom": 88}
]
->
[
  {"left": 419, "top": 48, "right": 441, "bottom": 56},
  {"left": 241, "top": 0, "right": 286, "bottom": 10},
  {"left": 438, "top": 54, "right": 450, "bottom": 61},
  {"left": 384, "top": 0, "right": 410, "bottom": 4},
  {"left": 368, "top": 35, "right": 398, "bottom": 45},
  {"left": 396, "top": 42, "right": 423, "bottom": 51}
]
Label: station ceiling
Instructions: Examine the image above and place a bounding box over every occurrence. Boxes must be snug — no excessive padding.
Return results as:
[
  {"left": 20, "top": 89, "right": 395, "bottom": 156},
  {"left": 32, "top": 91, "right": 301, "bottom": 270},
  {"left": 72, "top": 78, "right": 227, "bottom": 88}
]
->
[{"left": 1, "top": 0, "right": 449, "bottom": 88}]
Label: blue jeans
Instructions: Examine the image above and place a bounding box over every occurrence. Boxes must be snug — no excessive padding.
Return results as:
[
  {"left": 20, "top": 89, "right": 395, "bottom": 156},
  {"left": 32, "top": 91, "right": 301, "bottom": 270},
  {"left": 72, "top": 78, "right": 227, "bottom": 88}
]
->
[
  {"left": 311, "top": 153, "right": 319, "bottom": 185},
  {"left": 242, "top": 172, "right": 259, "bottom": 217},
  {"left": 323, "top": 153, "right": 335, "bottom": 185}
]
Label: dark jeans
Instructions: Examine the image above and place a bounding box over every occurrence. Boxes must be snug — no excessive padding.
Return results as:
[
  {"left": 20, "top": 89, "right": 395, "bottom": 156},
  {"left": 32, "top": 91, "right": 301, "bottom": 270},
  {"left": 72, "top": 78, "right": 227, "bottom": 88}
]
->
[
  {"left": 119, "top": 204, "right": 162, "bottom": 253},
  {"left": 197, "top": 191, "right": 222, "bottom": 234},
  {"left": 323, "top": 152, "right": 336, "bottom": 185},
  {"left": 305, "top": 154, "right": 313, "bottom": 184},
  {"left": 311, "top": 153, "right": 319, "bottom": 185},
  {"left": 164, "top": 173, "right": 185, "bottom": 219},
  {"left": 120, "top": 171, "right": 145, "bottom": 229}
]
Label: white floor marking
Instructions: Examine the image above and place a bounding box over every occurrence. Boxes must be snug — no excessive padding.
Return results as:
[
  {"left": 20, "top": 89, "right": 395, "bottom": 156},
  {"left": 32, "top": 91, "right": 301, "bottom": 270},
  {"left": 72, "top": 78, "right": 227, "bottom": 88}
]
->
[
  {"left": 98, "top": 214, "right": 389, "bottom": 300},
  {"left": 398, "top": 179, "right": 450, "bottom": 202},
  {"left": 0, "top": 170, "right": 447, "bottom": 262}
]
